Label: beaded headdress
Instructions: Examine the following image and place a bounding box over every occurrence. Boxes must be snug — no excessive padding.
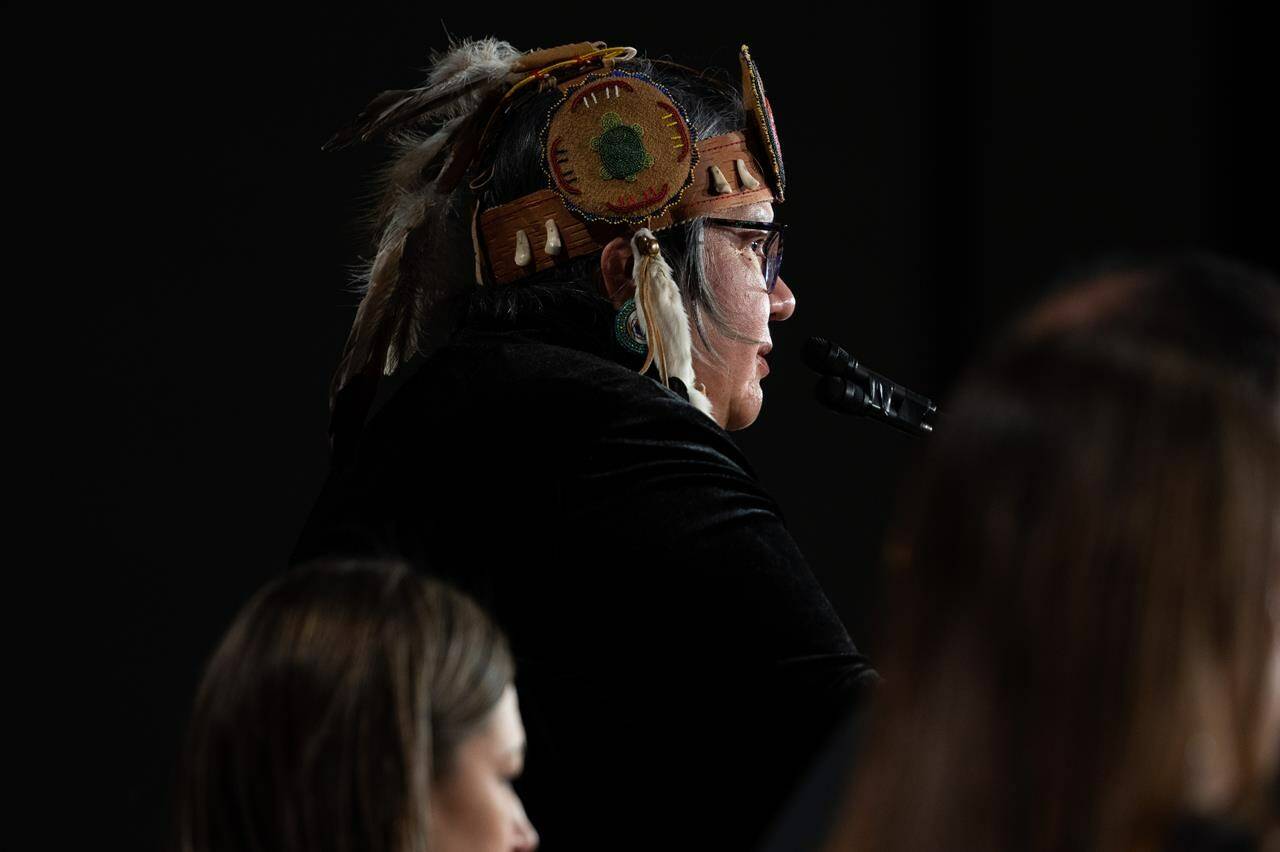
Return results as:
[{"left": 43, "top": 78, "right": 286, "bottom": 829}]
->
[{"left": 325, "top": 40, "right": 785, "bottom": 428}]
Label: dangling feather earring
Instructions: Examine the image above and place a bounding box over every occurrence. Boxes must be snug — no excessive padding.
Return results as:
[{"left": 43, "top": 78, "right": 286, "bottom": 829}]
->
[{"left": 630, "top": 228, "right": 715, "bottom": 420}]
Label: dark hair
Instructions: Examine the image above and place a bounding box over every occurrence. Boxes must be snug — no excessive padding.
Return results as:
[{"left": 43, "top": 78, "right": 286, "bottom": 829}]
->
[
  {"left": 829, "top": 253, "right": 1280, "bottom": 852},
  {"left": 177, "top": 560, "right": 514, "bottom": 852}
]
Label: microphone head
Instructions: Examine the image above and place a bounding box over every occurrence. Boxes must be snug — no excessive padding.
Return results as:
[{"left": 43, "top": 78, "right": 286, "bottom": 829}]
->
[{"left": 802, "top": 336, "right": 849, "bottom": 376}]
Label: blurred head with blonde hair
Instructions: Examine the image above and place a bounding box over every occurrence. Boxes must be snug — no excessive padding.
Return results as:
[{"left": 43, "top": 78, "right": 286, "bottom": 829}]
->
[{"left": 830, "top": 254, "right": 1280, "bottom": 852}]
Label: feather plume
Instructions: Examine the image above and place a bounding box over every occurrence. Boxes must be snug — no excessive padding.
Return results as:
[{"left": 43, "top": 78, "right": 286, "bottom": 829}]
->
[
  {"left": 631, "top": 229, "right": 714, "bottom": 419},
  {"left": 328, "top": 213, "right": 415, "bottom": 409},
  {"left": 328, "top": 38, "right": 530, "bottom": 413},
  {"left": 383, "top": 116, "right": 463, "bottom": 190},
  {"left": 322, "top": 38, "right": 521, "bottom": 151},
  {"left": 327, "top": 38, "right": 627, "bottom": 429}
]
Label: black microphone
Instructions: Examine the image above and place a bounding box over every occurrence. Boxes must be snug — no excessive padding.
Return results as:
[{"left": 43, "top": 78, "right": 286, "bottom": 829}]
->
[{"left": 803, "top": 336, "right": 938, "bottom": 436}]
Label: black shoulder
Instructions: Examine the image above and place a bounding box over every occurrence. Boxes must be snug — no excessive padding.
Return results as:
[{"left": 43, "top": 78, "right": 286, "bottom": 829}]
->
[{"left": 372, "top": 335, "right": 758, "bottom": 478}]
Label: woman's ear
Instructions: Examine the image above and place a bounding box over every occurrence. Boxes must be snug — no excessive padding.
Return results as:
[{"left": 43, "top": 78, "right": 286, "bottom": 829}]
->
[{"left": 599, "top": 236, "right": 635, "bottom": 308}]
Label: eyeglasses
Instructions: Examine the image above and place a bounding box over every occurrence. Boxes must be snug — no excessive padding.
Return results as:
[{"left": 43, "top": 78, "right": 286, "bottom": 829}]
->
[{"left": 704, "top": 218, "right": 786, "bottom": 294}]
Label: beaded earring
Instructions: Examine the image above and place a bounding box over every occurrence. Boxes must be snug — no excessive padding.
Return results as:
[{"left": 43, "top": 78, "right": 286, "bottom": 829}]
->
[{"left": 614, "top": 297, "right": 648, "bottom": 355}]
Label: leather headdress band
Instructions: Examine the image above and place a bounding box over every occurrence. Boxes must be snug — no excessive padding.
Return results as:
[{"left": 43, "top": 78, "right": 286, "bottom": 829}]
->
[{"left": 476, "top": 44, "right": 785, "bottom": 286}]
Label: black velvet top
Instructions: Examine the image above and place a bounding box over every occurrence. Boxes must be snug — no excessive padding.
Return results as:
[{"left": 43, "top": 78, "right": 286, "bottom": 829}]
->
[{"left": 293, "top": 294, "right": 877, "bottom": 849}]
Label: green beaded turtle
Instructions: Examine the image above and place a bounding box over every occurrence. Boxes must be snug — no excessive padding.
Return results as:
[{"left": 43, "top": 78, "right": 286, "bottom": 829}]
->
[{"left": 590, "top": 112, "right": 654, "bottom": 182}]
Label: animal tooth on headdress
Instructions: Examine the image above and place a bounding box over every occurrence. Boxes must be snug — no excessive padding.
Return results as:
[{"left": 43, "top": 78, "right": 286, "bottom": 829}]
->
[
  {"left": 734, "top": 158, "right": 760, "bottom": 190},
  {"left": 709, "top": 164, "right": 733, "bottom": 194},
  {"left": 630, "top": 228, "right": 714, "bottom": 420},
  {"left": 514, "top": 229, "right": 532, "bottom": 267},
  {"left": 544, "top": 219, "right": 563, "bottom": 255}
]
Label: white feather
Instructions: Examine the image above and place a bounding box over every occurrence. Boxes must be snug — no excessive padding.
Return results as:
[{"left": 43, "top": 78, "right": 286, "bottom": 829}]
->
[
  {"left": 422, "top": 37, "right": 522, "bottom": 121},
  {"left": 631, "top": 229, "right": 716, "bottom": 421}
]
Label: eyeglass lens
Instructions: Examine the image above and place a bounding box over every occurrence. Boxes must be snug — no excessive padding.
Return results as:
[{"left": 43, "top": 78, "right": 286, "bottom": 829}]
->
[{"left": 765, "top": 230, "right": 784, "bottom": 293}]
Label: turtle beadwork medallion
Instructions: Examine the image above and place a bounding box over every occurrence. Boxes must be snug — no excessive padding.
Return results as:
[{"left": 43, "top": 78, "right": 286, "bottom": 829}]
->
[
  {"left": 591, "top": 112, "right": 654, "bottom": 182},
  {"left": 543, "top": 71, "right": 698, "bottom": 223}
]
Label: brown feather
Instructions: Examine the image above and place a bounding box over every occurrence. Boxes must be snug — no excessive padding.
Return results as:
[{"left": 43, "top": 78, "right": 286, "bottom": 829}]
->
[
  {"left": 434, "top": 89, "right": 503, "bottom": 193},
  {"left": 328, "top": 225, "right": 414, "bottom": 409},
  {"left": 382, "top": 224, "right": 431, "bottom": 374},
  {"left": 322, "top": 76, "right": 491, "bottom": 152}
]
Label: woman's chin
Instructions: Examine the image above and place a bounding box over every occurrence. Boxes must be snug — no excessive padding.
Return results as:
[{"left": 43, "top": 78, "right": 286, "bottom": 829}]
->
[{"left": 724, "top": 389, "right": 764, "bottom": 431}]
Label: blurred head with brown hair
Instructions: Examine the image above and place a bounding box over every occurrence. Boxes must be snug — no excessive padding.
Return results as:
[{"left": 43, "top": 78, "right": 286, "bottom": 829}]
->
[
  {"left": 830, "top": 253, "right": 1280, "bottom": 852},
  {"left": 178, "top": 560, "right": 538, "bottom": 852}
]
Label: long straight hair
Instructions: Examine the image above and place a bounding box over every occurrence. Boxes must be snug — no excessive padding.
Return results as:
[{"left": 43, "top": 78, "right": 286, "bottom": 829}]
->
[
  {"left": 829, "top": 254, "right": 1280, "bottom": 852},
  {"left": 176, "top": 561, "right": 513, "bottom": 852}
]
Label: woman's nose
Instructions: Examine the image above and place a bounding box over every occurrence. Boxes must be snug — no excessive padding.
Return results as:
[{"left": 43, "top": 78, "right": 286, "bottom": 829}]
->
[
  {"left": 512, "top": 810, "right": 539, "bottom": 851},
  {"left": 513, "top": 824, "right": 539, "bottom": 851},
  {"left": 770, "top": 275, "right": 796, "bottom": 321}
]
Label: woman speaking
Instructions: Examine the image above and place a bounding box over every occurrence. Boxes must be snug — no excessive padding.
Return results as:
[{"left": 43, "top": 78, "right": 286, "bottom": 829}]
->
[{"left": 295, "top": 38, "right": 875, "bottom": 848}]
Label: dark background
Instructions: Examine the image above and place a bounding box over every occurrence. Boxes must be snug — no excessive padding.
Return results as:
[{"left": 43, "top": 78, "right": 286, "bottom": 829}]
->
[{"left": 62, "top": 4, "right": 1275, "bottom": 847}]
